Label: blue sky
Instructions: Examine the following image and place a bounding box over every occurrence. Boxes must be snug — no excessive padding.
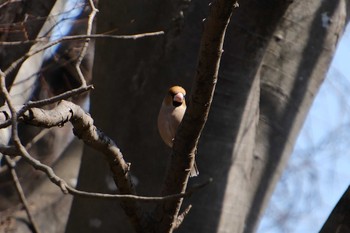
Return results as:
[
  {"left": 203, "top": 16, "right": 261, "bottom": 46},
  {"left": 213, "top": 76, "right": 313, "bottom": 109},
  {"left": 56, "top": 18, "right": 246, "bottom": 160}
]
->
[{"left": 258, "top": 24, "right": 350, "bottom": 233}]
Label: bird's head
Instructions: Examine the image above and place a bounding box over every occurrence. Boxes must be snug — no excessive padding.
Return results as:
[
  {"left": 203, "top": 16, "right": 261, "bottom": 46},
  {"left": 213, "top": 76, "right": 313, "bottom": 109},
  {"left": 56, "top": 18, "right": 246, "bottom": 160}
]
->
[{"left": 165, "top": 86, "right": 186, "bottom": 107}]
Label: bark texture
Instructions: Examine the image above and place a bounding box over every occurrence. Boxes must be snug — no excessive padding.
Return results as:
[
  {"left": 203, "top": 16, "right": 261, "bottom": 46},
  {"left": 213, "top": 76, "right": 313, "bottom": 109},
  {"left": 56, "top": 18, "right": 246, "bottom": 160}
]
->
[{"left": 246, "top": 1, "right": 347, "bottom": 232}]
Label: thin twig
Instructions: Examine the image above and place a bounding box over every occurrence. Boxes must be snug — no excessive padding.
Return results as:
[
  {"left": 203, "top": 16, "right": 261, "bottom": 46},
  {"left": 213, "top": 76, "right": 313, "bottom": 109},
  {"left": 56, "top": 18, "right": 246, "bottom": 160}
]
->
[
  {"left": 0, "top": 97, "right": 212, "bottom": 202},
  {"left": 0, "top": 129, "right": 51, "bottom": 173},
  {"left": 75, "top": 0, "right": 99, "bottom": 86},
  {"left": 0, "top": 143, "right": 211, "bottom": 202},
  {"left": 66, "top": 178, "right": 212, "bottom": 202},
  {"left": 174, "top": 205, "right": 192, "bottom": 229},
  {"left": 3, "top": 31, "right": 164, "bottom": 79},
  {"left": 3, "top": 156, "right": 41, "bottom": 233},
  {"left": 0, "top": 32, "right": 165, "bottom": 46},
  {"left": 20, "top": 100, "right": 137, "bottom": 193},
  {"left": 21, "top": 85, "right": 94, "bottom": 111},
  {"left": 3, "top": 30, "right": 163, "bottom": 77},
  {"left": 25, "top": 128, "right": 51, "bottom": 150},
  {"left": 17, "top": 100, "right": 180, "bottom": 230},
  {"left": 0, "top": 69, "right": 42, "bottom": 231},
  {"left": 0, "top": 85, "right": 94, "bottom": 129}
]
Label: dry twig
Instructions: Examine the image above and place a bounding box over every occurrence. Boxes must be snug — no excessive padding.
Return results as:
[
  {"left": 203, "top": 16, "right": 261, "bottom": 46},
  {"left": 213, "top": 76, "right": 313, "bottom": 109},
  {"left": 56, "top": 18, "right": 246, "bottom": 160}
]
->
[
  {"left": 3, "top": 155, "right": 41, "bottom": 233},
  {"left": 75, "top": 0, "right": 98, "bottom": 86},
  {"left": 0, "top": 98, "right": 211, "bottom": 202},
  {"left": 0, "top": 32, "right": 165, "bottom": 46}
]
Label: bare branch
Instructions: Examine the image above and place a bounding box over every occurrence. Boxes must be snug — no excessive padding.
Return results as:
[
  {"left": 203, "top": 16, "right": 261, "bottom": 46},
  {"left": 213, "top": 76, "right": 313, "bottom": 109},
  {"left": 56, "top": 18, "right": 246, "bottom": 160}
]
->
[
  {"left": 0, "top": 85, "right": 93, "bottom": 129},
  {"left": 3, "top": 155, "right": 41, "bottom": 233},
  {"left": 20, "top": 99, "right": 143, "bottom": 230},
  {"left": 0, "top": 67, "right": 45, "bottom": 231},
  {"left": 19, "top": 100, "right": 135, "bottom": 187},
  {"left": 66, "top": 178, "right": 211, "bottom": 202},
  {"left": 2, "top": 31, "right": 164, "bottom": 83},
  {"left": 74, "top": 0, "right": 99, "bottom": 86},
  {"left": 21, "top": 85, "right": 94, "bottom": 110},
  {"left": 16, "top": 99, "right": 214, "bottom": 230},
  {"left": 154, "top": 0, "right": 237, "bottom": 231},
  {"left": 0, "top": 144, "right": 211, "bottom": 203},
  {"left": 0, "top": 32, "right": 165, "bottom": 46},
  {"left": 0, "top": 129, "right": 51, "bottom": 173},
  {"left": 320, "top": 186, "right": 350, "bottom": 233},
  {"left": 174, "top": 205, "right": 192, "bottom": 229},
  {"left": 0, "top": 2, "right": 162, "bottom": 232}
]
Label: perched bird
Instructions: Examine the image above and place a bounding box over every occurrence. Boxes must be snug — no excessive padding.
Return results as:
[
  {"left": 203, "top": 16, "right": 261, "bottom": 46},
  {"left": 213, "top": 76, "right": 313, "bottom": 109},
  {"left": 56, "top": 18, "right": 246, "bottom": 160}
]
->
[{"left": 158, "top": 86, "right": 199, "bottom": 177}]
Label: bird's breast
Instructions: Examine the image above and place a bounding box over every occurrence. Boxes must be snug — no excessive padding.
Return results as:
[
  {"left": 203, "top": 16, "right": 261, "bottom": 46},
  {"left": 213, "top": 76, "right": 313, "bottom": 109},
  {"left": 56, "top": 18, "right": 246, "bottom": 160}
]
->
[{"left": 158, "top": 104, "right": 186, "bottom": 147}]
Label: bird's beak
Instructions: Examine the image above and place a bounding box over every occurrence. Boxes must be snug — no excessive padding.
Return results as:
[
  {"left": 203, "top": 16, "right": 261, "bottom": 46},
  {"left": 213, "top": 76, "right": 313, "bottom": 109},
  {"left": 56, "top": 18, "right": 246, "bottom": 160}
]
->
[{"left": 173, "top": 93, "right": 184, "bottom": 103}]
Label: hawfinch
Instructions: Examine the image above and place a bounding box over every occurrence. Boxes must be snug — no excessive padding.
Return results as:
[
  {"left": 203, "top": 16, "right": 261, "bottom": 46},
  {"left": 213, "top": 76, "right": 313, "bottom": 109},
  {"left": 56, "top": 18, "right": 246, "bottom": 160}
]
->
[{"left": 158, "top": 86, "right": 199, "bottom": 177}]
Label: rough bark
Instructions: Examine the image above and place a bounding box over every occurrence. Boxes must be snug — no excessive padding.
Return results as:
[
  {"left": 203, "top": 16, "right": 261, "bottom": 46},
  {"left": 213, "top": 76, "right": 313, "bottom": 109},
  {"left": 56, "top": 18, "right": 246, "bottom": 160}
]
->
[{"left": 245, "top": 1, "right": 348, "bottom": 232}]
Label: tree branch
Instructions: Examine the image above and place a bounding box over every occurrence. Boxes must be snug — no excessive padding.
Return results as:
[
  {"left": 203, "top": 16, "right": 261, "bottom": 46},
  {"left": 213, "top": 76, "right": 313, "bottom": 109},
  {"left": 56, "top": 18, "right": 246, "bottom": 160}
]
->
[
  {"left": 0, "top": 85, "right": 93, "bottom": 129},
  {"left": 67, "top": 178, "right": 212, "bottom": 202},
  {"left": 174, "top": 205, "right": 192, "bottom": 230},
  {"left": 16, "top": 100, "right": 208, "bottom": 231},
  {"left": 21, "top": 100, "right": 135, "bottom": 193},
  {"left": 75, "top": 0, "right": 98, "bottom": 87},
  {"left": 320, "top": 186, "right": 350, "bottom": 233},
  {"left": 21, "top": 99, "right": 145, "bottom": 228},
  {"left": 0, "top": 138, "right": 211, "bottom": 203},
  {"left": 3, "top": 155, "right": 41, "bottom": 233},
  {"left": 154, "top": 0, "right": 237, "bottom": 232},
  {"left": 0, "top": 95, "right": 213, "bottom": 231},
  {"left": 2, "top": 31, "right": 164, "bottom": 78},
  {"left": 0, "top": 32, "right": 165, "bottom": 46}
]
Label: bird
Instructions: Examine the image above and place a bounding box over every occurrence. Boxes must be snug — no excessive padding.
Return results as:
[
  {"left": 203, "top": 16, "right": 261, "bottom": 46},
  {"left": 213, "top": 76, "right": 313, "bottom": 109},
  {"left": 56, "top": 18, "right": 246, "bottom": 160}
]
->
[{"left": 157, "top": 86, "right": 199, "bottom": 177}]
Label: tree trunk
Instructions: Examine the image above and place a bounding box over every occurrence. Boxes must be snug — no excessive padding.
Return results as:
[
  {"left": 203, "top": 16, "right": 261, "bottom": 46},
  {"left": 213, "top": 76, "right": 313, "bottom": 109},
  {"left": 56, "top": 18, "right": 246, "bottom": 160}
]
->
[
  {"left": 66, "top": 0, "right": 348, "bottom": 233},
  {"left": 245, "top": 1, "right": 347, "bottom": 232}
]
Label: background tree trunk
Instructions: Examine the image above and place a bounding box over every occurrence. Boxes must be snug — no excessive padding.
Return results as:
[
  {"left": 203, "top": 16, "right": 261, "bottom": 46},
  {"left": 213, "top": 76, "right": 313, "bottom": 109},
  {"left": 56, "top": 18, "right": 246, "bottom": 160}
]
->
[
  {"left": 66, "top": 0, "right": 348, "bottom": 233},
  {"left": 66, "top": 0, "right": 348, "bottom": 232},
  {"left": 244, "top": 1, "right": 347, "bottom": 232},
  {"left": 0, "top": 0, "right": 347, "bottom": 231}
]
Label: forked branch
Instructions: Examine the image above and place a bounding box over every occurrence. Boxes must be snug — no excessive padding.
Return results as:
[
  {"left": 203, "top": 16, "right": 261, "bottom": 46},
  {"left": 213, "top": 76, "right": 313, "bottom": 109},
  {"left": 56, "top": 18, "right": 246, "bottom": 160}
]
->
[{"left": 153, "top": 0, "right": 238, "bottom": 232}]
